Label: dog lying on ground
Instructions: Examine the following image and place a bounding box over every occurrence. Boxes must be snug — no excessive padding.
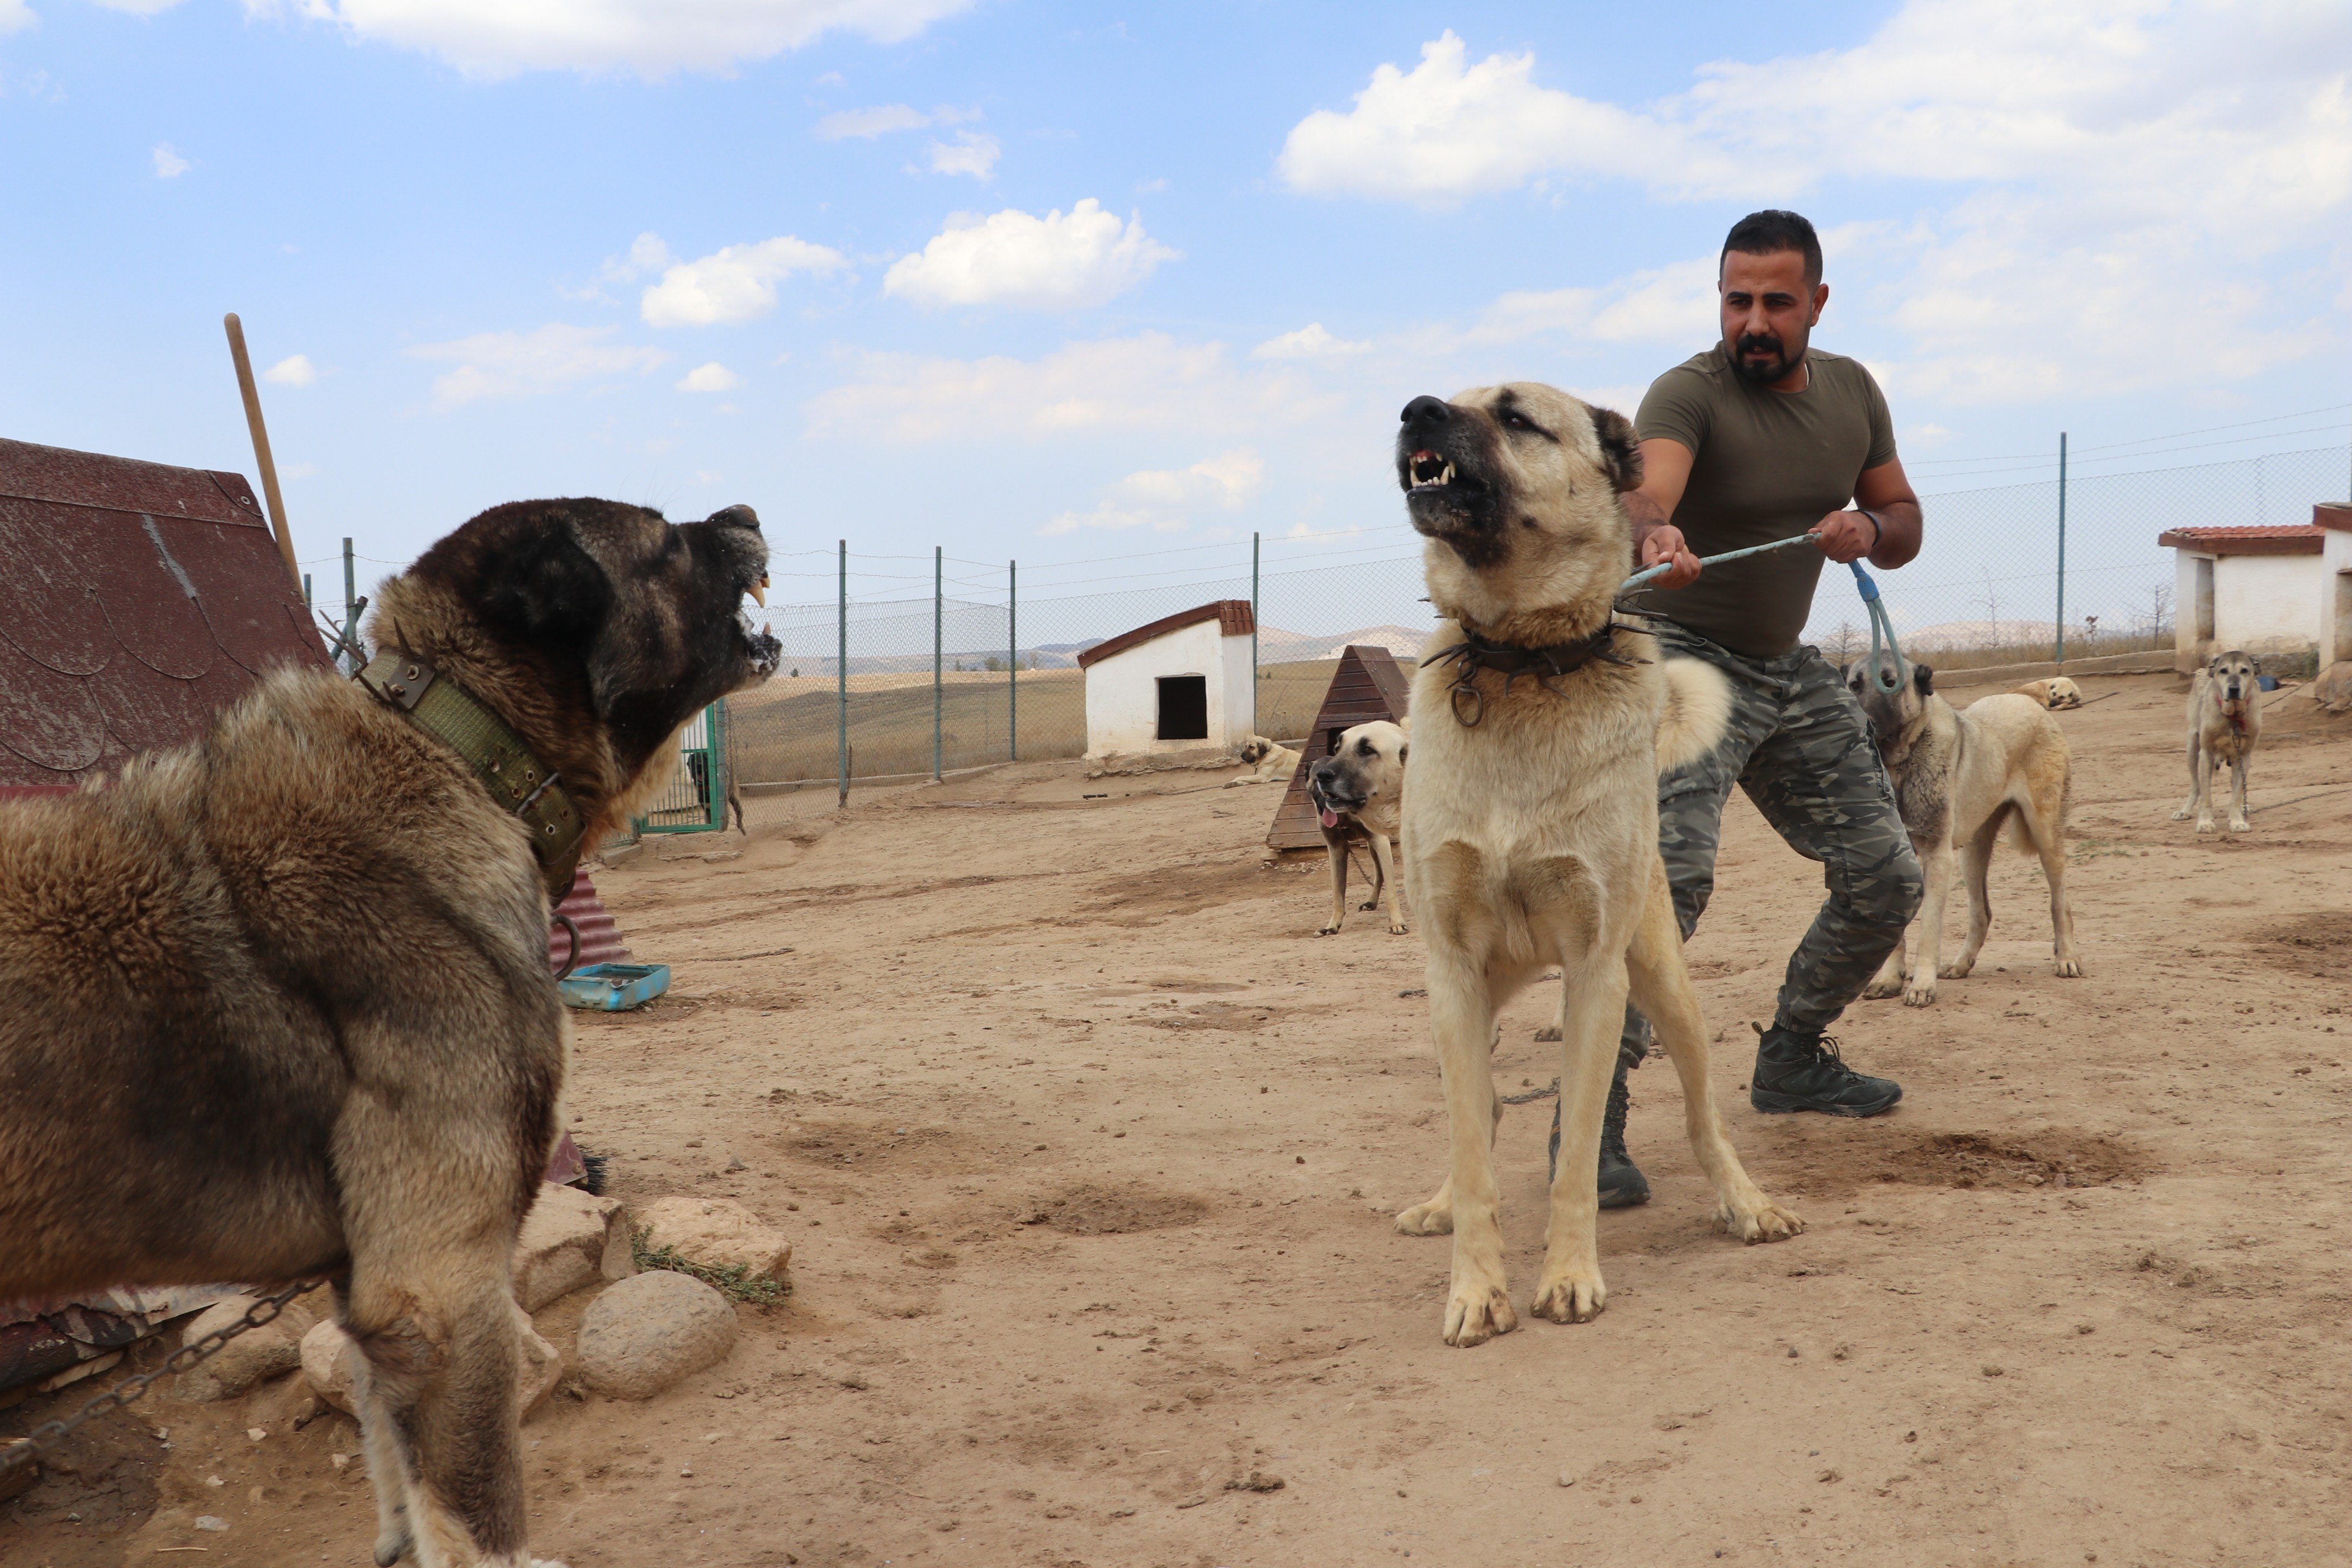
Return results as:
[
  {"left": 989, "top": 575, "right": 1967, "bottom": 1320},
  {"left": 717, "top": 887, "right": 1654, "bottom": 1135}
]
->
[
  {"left": 2174, "top": 650, "right": 2262, "bottom": 834},
  {"left": 0, "top": 499, "right": 779, "bottom": 1567},
  {"left": 2013, "top": 676, "right": 2083, "bottom": 710},
  {"left": 1853, "top": 664, "right": 2079, "bottom": 1005},
  {"left": 1390, "top": 383, "right": 1799, "bottom": 1347},
  {"left": 1308, "top": 719, "right": 1408, "bottom": 935},
  {"left": 1227, "top": 734, "right": 1302, "bottom": 787}
]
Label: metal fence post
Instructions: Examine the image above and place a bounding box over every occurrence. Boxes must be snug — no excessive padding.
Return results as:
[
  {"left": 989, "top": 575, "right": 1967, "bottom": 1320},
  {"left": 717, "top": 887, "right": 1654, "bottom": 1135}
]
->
[
  {"left": 341, "top": 536, "right": 359, "bottom": 674},
  {"left": 933, "top": 545, "right": 943, "bottom": 782},
  {"left": 2054, "top": 432, "right": 2068, "bottom": 666},
  {"left": 1008, "top": 559, "right": 1018, "bottom": 762},
  {"left": 1250, "top": 531, "right": 1260, "bottom": 718},
  {"left": 836, "top": 539, "right": 848, "bottom": 810}
]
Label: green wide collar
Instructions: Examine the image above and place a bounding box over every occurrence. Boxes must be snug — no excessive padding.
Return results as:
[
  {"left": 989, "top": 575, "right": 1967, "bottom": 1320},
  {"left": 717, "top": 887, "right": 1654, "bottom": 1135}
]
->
[{"left": 356, "top": 649, "right": 586, "bottom": 900}]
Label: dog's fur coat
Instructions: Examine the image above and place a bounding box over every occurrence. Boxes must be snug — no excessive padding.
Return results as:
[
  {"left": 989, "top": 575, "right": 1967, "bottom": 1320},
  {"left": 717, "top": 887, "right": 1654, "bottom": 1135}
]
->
[
  {"left": 1227, "top": 734, "right": 1301, "bottom": 787},
  {"left": 0, "top": 499, "right": 779, "bottom": 1567},
  {"left": 1389, "top": 383, "right": 1799, "bottom": 1347},
  {"left": 2012, "top": 676, "right": 2083, "bottom": 710},
  {"left": 1852, "top": 666, "right": 2080, "bottom": 1005},
  {"left": 2173, "top": 651, "right": 2262, "bottom": 834},
  {"left": 1308, "top": 719, "right": 1408, "bottom": 935}
]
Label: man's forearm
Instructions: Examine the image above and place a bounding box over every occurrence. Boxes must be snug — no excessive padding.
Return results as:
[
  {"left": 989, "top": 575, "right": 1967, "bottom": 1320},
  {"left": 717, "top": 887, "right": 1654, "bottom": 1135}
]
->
[{"left": 1861, "top": 500, "right": 1922, "bottom": 569}]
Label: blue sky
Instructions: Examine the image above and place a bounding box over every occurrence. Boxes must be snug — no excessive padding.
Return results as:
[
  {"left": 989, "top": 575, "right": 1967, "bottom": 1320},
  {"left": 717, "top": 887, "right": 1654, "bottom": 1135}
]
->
[{"left": 1, "top": 0, "right": 2346, "bottom": 615}]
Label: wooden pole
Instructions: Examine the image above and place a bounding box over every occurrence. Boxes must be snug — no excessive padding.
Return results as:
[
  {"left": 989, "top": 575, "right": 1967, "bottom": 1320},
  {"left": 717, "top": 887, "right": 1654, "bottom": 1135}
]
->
[{"left": 223, "top": 314, "right": 300, "bottom": 589}]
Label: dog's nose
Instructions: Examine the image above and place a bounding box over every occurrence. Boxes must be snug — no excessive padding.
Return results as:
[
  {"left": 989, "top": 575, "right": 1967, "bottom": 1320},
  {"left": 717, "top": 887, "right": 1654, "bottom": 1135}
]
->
[
  {"left": 1400, "top": 395, "right": 1451, "bottom": 427},
  {"left": 710, "top": 504, "right": 761, "bottom": 531}
]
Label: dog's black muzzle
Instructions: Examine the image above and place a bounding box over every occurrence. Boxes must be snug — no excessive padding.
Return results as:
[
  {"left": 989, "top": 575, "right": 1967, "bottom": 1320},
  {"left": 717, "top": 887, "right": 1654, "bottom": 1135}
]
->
[{"left": 1397, "top": 394, "right": 1498, "bottom": 547}]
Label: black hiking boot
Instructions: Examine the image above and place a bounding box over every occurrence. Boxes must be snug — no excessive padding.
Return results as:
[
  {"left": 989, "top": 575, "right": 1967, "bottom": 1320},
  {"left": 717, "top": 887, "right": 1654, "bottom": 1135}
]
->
[
  {"left": 1748, "top": 1022, "right": 1903, "bottom": 1117},
  {"left": 1546, "top": 1076, "right": 1652, "bottom": 1208}
]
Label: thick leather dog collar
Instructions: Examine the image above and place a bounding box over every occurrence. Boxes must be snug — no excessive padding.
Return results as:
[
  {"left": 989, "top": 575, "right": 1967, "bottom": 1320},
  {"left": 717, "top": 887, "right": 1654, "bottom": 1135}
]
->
[
  {"left": 357, "top": 651, "right": 586, "bottom": 899},
  {"left": 1430, "top": 621, "right": 1645, "bottom": 727}
]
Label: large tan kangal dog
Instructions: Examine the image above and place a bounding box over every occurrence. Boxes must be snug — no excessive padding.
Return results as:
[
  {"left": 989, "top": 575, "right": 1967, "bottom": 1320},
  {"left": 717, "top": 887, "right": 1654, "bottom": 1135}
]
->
[
  {"left": 1308, "top": 718, "right": 1409, "bottom": 935},
  {"left": 1227, "top": 734, "right": 1302, "bottom": 787},
  {"left": 0, "top": 499, "right": 779, "bottom": 1567},
  {"left": 1390, "top": 384, "right": 1800, "bottom": 1347},
  {"left": 2173, "top": 649, "right": 2263, "bottom": 834},
  {"left": 1851, "top": 665, "right": 2080, "bottom": 1005}
]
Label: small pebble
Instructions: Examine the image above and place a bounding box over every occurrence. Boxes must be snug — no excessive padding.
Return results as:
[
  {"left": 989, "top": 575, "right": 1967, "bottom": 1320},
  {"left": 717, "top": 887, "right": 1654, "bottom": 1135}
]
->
[
  {"left": 1982, "top": 1365, "right": 2005, "bottom": 1377},
  {"left": 195, "top": 1516, "right": 229, "bottom": 1532},
  {"left": 331, "top": 1453, "right": 351, "bottom": 1470},
  {"left": 1556, "top": 1472, "right": 1576, "bottom": 1488},
  {"left": 205, "top": 1475, "right": 224, "bottom": 1487},
  {"left": 680, "top": 1466, "right": 694, "bottom": 1478},
  {"left": 247, "top": 1427, "right": 267, "bottom": 1441}
]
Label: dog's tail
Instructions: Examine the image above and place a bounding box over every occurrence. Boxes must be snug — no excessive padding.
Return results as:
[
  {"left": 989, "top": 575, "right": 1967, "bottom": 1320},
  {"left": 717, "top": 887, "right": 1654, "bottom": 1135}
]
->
[{"left": 1656, "top": 658, "right": 1732, "bottom": 777}]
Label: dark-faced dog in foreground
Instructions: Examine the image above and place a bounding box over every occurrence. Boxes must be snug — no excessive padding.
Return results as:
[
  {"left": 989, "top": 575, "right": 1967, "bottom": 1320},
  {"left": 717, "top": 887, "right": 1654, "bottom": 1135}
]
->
[{"left": 0, "top": 499, "right": 779, "bottom": 1567}]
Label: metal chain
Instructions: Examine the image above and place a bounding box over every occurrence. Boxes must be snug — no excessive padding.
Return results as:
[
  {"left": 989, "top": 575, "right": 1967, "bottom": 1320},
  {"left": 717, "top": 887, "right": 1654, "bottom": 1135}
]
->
[
  {"left": 1500, "top": 1076, "right": 1561, "bottom": 1105},
  {"left": 0, "top": 1278, "right": 323, "bottom": 1479}
]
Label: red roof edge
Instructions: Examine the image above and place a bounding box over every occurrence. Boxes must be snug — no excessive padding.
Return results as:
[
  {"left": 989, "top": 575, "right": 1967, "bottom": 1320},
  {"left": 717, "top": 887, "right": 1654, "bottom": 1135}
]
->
[
  {"left": 2316, "top": 502, "right": 2352, "bottom": 534},
  {"left": 1076, "top": 599, "right": 1255, "bottom": 670},
  {"left": 2157, "top": 525, "right": 2323, "bottom": 557}
]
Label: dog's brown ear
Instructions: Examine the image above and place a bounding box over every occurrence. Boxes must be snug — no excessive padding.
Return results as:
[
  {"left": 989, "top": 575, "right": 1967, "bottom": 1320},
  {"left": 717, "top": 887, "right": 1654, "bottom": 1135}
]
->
[
  {"left": 1590, "top": 407, "right": 1643, "bottom": 494},
  {"left": 1913, "top": 662, "right": 1935, "bottom": 695}
]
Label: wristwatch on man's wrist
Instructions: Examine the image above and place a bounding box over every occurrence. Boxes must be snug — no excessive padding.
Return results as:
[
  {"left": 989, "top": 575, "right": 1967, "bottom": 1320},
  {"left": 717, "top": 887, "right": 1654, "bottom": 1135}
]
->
[{"left": 1855, "top": 508, "right": 1884, "bottom": 550}]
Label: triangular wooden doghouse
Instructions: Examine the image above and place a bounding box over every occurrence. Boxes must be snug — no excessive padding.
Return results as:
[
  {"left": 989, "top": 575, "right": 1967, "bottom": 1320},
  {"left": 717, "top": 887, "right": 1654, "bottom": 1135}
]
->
[{"left": 1266, "top": 644, "right": 1412, "bottom": 851}]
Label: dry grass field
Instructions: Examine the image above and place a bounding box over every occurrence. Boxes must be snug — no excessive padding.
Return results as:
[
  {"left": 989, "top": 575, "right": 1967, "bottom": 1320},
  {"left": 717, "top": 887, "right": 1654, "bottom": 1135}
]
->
[{"left": 6, "top": 669, "right": 2349, "bottom": 1568}]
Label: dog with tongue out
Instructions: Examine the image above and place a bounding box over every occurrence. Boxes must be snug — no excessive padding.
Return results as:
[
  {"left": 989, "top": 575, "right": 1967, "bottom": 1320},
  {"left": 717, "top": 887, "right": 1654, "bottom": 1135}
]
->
[{"left": 1306, "top": 718, "right": 1409, "bottom": 937}]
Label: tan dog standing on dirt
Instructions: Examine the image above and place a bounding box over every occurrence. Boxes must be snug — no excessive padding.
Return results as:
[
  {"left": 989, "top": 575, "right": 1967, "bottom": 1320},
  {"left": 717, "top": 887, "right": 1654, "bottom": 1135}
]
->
[
  {"left": 2012, "top": 676, "right": 2083, "bottom": 710},
  {"left": 1389, "top": 383, "right": 1800, "bottom": 1347},
  {"left": 1227, "top": 734, "right": 1302, "bottom": 786},
  {"left": 2174, "top": 650, "right": 2263, "bottom": 834},
  {"left": 0, "top": 499, "right": 780, "bottom": 1568},
  {"left": 1308, "top": 718, "right": 1408, "bottom": 934},
  {"left": 1851, "top": 665, "right": 2080, "bottom": 1005}
]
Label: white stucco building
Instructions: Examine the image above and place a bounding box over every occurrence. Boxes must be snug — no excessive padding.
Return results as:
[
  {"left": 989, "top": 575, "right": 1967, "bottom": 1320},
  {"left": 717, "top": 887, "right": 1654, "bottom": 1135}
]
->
[
  {"left": 2161, "top": 508, "right": 2352, "bottom": 668},
  {"left": 1076, "top": 600, "right": 1256, "bottom": 759}
]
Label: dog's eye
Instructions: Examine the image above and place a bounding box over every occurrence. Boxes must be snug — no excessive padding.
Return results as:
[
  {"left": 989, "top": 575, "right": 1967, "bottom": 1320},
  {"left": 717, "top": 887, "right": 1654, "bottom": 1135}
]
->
[{"left": 1501, "top": 411, "right": 1529, "bottom": 429}]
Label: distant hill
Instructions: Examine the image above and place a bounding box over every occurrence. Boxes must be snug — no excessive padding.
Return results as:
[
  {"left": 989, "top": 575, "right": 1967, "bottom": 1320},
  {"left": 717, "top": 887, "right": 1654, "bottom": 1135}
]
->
[{"left": 1258, "top": 623, "right": 1430, "bottom": 662}]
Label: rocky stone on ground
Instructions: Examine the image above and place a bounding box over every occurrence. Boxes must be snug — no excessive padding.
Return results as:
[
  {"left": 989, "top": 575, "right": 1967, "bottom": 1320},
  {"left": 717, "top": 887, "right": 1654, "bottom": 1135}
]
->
[
  {"left": 172, "top": 1289, "right": 326, "bottom": 1403},
  {"left": 515, "top": 1181, "right": 633, "bottom": 1311},
  {"left": 575, "top": 1270, "right": 738, "bottom": 1401},
  {"left": 635, "top": 1195, "right": 792, "bottom": 1280}
]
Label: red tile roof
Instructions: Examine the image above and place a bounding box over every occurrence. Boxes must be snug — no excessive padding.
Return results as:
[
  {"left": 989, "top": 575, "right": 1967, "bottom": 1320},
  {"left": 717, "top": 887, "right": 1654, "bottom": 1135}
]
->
[
  {"left": 1075, "top": 599, "right": 1256, "bottom": 670},
  {"left": 0, "top": 437, "right": 331, "bottom": 789},
  {"left": 2156, "top": 524, "right": 2323, "bottom": 557}
]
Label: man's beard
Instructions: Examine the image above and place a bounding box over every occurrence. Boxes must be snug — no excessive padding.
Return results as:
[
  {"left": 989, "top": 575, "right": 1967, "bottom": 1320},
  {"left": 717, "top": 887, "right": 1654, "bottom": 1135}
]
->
[{"left": 1732, "top": 331, "right": 1800, "bottom": 386}]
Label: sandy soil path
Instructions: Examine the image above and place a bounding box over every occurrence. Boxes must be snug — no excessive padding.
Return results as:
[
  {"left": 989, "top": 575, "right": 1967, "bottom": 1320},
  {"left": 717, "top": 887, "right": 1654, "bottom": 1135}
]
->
[{"left": 6, "top": 671, "right": 2349, "bottom": 1568}]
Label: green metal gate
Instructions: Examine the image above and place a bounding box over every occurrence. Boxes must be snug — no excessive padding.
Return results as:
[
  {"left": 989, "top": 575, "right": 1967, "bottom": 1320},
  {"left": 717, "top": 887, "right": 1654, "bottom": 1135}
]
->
[{"left": 635, "top": 700, "right": 729, "bottom": 835}]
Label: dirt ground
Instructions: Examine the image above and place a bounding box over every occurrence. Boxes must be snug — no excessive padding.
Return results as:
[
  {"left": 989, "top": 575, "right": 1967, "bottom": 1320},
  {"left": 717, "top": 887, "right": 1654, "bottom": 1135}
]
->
[{"left": 6, "top": 669, "right": 2351, "bottom": 1568}]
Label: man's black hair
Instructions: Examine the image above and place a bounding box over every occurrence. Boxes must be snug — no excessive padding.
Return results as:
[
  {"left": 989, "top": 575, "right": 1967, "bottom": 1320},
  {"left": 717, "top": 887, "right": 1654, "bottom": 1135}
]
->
[{"left": 1720, "top": 210, "right": 1822, "bottom": 286}]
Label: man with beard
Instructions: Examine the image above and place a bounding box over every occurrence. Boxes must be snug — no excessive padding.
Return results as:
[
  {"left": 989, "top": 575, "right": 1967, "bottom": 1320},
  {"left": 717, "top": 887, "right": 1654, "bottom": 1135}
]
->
[{"left": 1553, "top": 208, "right": 1927, "bottom": 1208}]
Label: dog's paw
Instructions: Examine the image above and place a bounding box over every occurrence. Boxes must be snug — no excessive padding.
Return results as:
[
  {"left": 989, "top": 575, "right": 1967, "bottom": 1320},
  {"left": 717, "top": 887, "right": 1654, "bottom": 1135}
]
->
[
  {"left": 1316, "top": 923, "right": 1340, "bottom": 937},
  {"left": 2170, "top": 806, "right": 2193, "bottom": 821},
  {"left": 1902, "top": 979, "right": 1936, "bottom": 1007},
  {"left": 1360, "top": 899, "right": 1381, "bottom": 912},
  {"left": 2229, "top": 818, "right": 2250, "bottom": 834},
  {"left": 1720, "top": 1194, "right": 1805, "bottom": 1244},
  {"left": 1533, "top": 1024, "right": 1562, "bottom": 1042},
  {"left": 1936, "top": 959, "right": 1974, "bottom": 979},
  {"left": 2196, "top": 816, "right": 2216, "bottom": 835},
  {"left": 1387, "top": 920, "right": 1409, "bottom": 936},
  {"left": 1442, "top": 1275, "right": 1517, "bottom": 1347},
  {"left": 2056, "top": 958, "right": 2083, "bottom": 978},
  {"left": 1529, "top": 1262, "right": 1606, "bottom": 1325},
  {"left": 1861, "top": 975, "right": 1905, "bottom": 1001},
  {"left": 1395, "top": 1197, "right": 1453, "bottom": 1236}
]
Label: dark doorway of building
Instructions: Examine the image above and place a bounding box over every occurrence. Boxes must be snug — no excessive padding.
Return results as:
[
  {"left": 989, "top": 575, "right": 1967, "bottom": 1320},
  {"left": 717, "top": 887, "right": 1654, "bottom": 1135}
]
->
[{"left": 1157, "top": 674, "right": 1208, "bottom": 740}]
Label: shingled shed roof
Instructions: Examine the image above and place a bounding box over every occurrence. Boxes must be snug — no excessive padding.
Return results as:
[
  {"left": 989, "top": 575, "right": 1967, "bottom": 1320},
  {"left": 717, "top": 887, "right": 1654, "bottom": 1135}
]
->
[
  {"left": 1075, "top": 599, "right": 1255, "bottom": 670},
  {"left": 2155, "top": 524, "right": 2324, "bottom": 557},
  {"left": 0, "top": 436, "right": 329, "bottom": 792}
]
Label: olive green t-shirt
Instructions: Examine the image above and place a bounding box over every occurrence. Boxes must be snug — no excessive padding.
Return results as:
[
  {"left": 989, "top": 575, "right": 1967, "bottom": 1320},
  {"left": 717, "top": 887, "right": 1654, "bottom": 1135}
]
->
[{"left": 1631, "top": 345, "right": 1897, "bottom": 658}]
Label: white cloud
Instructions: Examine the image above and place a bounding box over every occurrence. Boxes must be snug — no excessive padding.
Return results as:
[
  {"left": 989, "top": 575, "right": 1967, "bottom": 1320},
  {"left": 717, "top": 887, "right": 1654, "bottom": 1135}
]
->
[
  {"left": 408, "top": 323, "right": 669, "bottom": 407},
  {"left": 0, "top": 0, "right": 35, "bottom": 32},
  {"left": 807, "top": 332, "right": 1327, "bottom": 444},
  {"left": 883, "top": 200, "right": 1177, "bottom": 311},
  {"left": 677, "top": 361, "right": 743, "bottom": 393},
  {"left": 92, "top": 0, "right": 184, "bottom": 12},
  {"left": 816, "top": 103, "right": 929, "bottom": 139},
  {"left": 263, "top": 354, "right": 316, "bottom": 386},
  {"left": 1468, "top": 258, "right": 1716, "bottom": 347},
  {"left": 1043, "top": 448, "right": 1263, "bottom": 535},
  {"left": 640, "top": 236, "right": 847, "bottom": 327},
  {"left": 1249, "top": 323, "right": 1371, "bottom": 361},
  {"left": 246, "top": 0, "right": 975, "bottom": 80},
  {"left": 926, "top": 130, "right": 998, "bottom": 179},
  {"left": 151, "top": 142, "right": 190, "bottom": 178}
]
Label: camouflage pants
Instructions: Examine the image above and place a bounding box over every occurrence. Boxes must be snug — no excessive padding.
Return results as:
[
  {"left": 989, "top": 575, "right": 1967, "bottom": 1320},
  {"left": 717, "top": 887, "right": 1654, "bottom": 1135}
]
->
[{"left": 1618, "top": 623, "right": 1923, "bottom": 1073}]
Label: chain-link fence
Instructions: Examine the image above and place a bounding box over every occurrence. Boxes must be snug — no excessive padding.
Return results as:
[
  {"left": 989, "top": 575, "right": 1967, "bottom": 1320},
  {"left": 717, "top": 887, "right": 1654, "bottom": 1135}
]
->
[{"left": 295, "top": 440, "right": 2351, "bottom": 810}]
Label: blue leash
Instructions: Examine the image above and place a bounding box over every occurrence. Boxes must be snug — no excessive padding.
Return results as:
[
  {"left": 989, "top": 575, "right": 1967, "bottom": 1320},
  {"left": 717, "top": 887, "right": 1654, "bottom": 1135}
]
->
[{"left": 1848, "top": 561, "right": 1907, "bottom": 693}]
